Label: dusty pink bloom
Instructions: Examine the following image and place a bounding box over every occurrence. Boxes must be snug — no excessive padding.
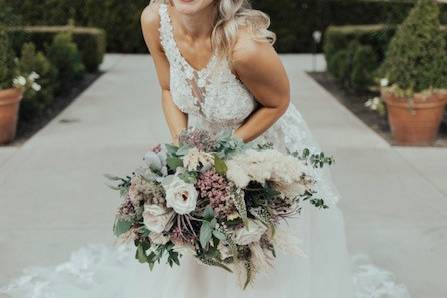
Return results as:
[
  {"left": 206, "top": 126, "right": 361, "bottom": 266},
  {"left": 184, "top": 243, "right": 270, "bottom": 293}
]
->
[
  {"left": 197, "top": 170, "right": 236, "bottom": 218},
  {"left": 151, "top": 144, "right": 162, "bottom": 153},
  {"left": 179, "top": 129, "right": 216, "bottom": 152},
  {"left": 128, "top": 175, "right": 165, "bottom": 206},
  {"left": 117, "top": 197, "right": 136, "bottom": 220}
]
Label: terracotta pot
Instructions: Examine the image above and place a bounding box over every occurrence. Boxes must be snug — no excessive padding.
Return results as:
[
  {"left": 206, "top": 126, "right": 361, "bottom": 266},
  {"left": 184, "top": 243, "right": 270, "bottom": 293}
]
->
[
  {"left": 382, "top": 88, "right": 447, "bottom": 146},
  {"left": 0, "top": 88, "right": 23, "bottom": 145}
]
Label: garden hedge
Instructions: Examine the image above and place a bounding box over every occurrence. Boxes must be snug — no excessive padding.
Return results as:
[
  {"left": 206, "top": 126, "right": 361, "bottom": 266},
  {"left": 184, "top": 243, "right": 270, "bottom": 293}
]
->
[
  {"left": 6, "top": 26, "right": 106, "bottom": 72},
  {"left": 5, "top": 0, "right": 447, "bottom": 53},
  {"left": 324, "top": 24, "right": 447, "bottom": 90}
]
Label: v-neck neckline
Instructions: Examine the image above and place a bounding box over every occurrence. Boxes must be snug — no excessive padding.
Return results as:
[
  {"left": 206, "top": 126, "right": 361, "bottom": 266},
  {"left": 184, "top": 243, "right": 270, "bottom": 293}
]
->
[{"left": 163, "top": 4, "right": 216, "bottom": 75}]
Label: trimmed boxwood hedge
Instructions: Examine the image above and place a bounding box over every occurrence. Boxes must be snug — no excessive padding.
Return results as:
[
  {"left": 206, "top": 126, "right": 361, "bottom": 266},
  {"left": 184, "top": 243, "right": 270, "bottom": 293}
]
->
[
  {"left": 324, "top": 24, "right": 447, "bottom": 90},
  {"left": 6, "top": 26, "right": 106, "bottom": 72}
]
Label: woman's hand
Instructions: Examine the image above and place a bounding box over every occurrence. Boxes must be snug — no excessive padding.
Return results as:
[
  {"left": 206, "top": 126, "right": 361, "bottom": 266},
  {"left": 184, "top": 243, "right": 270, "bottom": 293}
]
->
[{"left": 231, "top": 30, "right": 290, "bottom": 143}]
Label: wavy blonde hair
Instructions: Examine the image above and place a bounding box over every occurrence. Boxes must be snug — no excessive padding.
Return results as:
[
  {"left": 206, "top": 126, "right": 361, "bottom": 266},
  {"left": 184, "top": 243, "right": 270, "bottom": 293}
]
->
[{"left": 149, "top": 0, "right": 276, "bottom": 61}]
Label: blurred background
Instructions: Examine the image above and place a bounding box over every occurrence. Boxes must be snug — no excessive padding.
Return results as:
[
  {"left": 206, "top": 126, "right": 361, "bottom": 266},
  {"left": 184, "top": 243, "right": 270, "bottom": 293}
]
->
[{"left": 1, "top": 1, "right": 447, "bottom": 297}]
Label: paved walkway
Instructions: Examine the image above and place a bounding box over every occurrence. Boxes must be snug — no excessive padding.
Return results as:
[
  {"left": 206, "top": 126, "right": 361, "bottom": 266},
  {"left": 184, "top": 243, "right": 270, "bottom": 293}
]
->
[{"left": 0, "top": 54, "right": 446, "bottom": 297}]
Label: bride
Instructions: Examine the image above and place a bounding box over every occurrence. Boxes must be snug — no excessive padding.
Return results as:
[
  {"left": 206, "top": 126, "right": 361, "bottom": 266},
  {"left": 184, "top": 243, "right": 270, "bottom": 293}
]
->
[{"left": 1, "top": 0, "right": 410, "bottom": 297}]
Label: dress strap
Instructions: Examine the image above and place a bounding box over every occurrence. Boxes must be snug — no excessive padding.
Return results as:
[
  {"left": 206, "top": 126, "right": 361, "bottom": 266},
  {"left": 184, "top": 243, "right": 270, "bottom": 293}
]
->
[{"left": 158, "top": 3, "right": 176, "bottom": 63}]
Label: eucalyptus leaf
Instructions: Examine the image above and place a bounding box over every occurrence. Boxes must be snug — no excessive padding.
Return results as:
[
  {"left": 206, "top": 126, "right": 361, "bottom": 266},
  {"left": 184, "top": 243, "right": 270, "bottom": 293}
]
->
[
  {"left": 203, "top": 206, "right": 214, "bottom": 221},
  {"left": 136, "top": 244, "right": 147, "bottom": 263},
  {"left": 113, "top": 218, "right": 133, "bottom": 237},
  {"left": 210, "top": 218, "right": 217, "bottom": 228},
  {"left": 213, "top": 230, "right": 226, "bottom": 240},
  {"left": 200, "top": 222, "right": 213, "bottom": 248},
  {"left": 166, "top": 156, "right": 183, "bottom": 171},
  {"left": 165, "top": 144, "right": 179, "bottom": 155},
  {"left": 178, "top": 171, "right": 198, "bottom": 184},
  {"left": 104, "top": 174, "right": 122, "bottom": 181},
  {"left": 176, "top": 145, "right": 192, "bottom": 156},
  {"left": 213, "top": 155, "right": 228, "bottom": 176}
]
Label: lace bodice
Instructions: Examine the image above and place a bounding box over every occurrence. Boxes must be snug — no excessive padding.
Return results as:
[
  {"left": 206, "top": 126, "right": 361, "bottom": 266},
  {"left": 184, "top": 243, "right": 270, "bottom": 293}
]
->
[
  {"left": 158, "top": 3, "right": 257, "bottom": 132},
  {"left": 158, "top": 3, "right": 340, "bottom": 205}
]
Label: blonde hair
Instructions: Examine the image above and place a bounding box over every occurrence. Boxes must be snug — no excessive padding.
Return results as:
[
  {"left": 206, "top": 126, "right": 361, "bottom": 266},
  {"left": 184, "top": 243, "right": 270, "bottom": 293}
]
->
[{"left": 149, "top": 0, "right": 276, "bottom": 60}]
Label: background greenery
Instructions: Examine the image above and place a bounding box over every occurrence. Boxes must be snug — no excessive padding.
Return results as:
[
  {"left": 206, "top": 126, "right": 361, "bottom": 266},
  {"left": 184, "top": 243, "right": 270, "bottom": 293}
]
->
[
  {"left": 380, "top": 0, "right": 447, "bottom": 92},
  {"left": 4, "top": 0, "right": 446, "bottom": 53}
]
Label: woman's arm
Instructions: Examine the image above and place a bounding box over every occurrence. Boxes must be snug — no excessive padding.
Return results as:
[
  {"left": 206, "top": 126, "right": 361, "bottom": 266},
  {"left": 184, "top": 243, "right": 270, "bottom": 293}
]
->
[
  {"left": 231, "top": 32, "right": 290, "bottom": 143},
  {"left": 141, "top": 4, "right": 187, "bottom": 144}
]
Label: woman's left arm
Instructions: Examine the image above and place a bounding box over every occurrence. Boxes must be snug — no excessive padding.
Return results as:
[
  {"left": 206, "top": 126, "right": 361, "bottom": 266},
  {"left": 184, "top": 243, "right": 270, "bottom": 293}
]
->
[{"left": 232, "top": 34, "right": 290, "bottom": 143}]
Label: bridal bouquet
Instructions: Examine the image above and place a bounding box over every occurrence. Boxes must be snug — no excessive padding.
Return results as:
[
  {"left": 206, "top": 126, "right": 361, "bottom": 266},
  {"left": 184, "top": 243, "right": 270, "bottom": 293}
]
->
[{"left": 107, "top": 129, "right": 334, "bottom": 288}]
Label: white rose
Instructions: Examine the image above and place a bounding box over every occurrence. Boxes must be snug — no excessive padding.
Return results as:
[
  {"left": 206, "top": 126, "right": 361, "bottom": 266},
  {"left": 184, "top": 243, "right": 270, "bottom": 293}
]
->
[
  {"left": 164, "top": 176, "right": 198, "bottom": 215},
  {"left": 149, "top": 232, "right": 170, "bottom": 245},
  {"left": 142, "top": 204, "right": 174, "bottom": 233},
  {"left": 234, "top": 219, "right": 268, "bottom": 246}
]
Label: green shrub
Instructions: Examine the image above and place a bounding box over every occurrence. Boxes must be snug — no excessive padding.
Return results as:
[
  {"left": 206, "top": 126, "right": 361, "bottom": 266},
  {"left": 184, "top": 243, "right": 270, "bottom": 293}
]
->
[
  {"left": 324, "top": 25, "right": 396, "bottom": 68},
  {"left": 380, "top": 0, "right": 447, "bottom": 92},
  {"left": 351, "top": 45, "right": 378, "bottom": 90},
  {"left": 5, "top": 0, "right": 446, "bottom": 53},
  {"left": 83, "top": 0, "right": 147, "bottom": 53},
  {"left": 327, "top": 50, "right": 350, "bottom": 82},
  {"left": 326, "top": 40, "right": 378, "bottom": 91},
  {"left": 324, "top": 24, "right": 447, "bottom": 90},
  {"left": 16, "top": 42, "right": 56, "bottom": 119},
  {"left": 7, "top": 26, "right": 106, "bottom": 72},
  {"left": 46, "top": 32, "right": 85, "bottom": 95},
  {"left": 0, "top": 29, "right": 15, "bottom": 89}
]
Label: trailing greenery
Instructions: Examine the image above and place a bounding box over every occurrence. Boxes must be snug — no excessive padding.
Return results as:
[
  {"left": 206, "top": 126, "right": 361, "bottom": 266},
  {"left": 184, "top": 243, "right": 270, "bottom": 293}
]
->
[
  {"left": 6, "top": 26, "right": 106, "bottom": 72},
  {"left": 46, "top": 32, "right": 85, "bottom": 95},
  {"left": 380, "top": 0, "right": 447, "bottom": 92},
  {"left": 5, "top": 0, "right": 447, "bottom": 53},
  {"left": 324, "top": 24, "right": 447, "bottom": 90},
  {"left": 16, "top": 43, "right": 56, "bottom": 119},
  {"left": 0, "top": 28, "right": 15, "bottom": 89}
]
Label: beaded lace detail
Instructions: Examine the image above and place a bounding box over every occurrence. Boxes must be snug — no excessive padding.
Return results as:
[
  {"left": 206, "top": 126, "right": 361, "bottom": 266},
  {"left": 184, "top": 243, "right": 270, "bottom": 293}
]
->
[{"left": 158, "top": 3, "right": 256, "bottom": 131}]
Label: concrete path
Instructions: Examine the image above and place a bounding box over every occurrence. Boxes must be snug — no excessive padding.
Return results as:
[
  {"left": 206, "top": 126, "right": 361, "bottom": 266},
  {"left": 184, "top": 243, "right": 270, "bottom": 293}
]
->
[{"left": 0, "top": 54, "right": 446, "bottom": 298}]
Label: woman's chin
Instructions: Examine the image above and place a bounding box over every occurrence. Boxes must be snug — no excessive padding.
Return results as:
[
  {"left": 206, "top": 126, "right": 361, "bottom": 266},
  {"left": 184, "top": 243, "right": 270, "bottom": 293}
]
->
[{"left": 172, "top": 0, "right": 211, "bottom": 15}]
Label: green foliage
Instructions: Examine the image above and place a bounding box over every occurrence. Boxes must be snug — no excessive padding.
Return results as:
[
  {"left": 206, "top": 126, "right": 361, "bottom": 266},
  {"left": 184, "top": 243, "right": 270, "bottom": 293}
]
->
[
  {"left": 327, "top": 40, "right": 378, "bottom": 90},
  {"left": 113, "top": 218, "right": 133, "bottom": 237},
  {"left": 213, "top": 155, "right": 227, "bottom": 176},
  {"left": 16, "top": 42, "right": 56, "bottom": 119},
  {"left": 0, "top": 0, "right": 21, "bottom": 27},
  {"left": 351, "top": 45, "right": 379, "bottom": 90},
  {"left": 46, "top": 32, "right": 85, "bottom": 95},
  {"left": 83, "top": 0, "right": 148, "bottom": 53},
  {"left": 0, "top": 29, "right": 15, "bottom": 89},
  {"left": 294, "top": 148, "right": 335, "bottom": 169},
  {"left": 136, "top": 241, "right": 181, "bottom": 270},
  {"left": 5, "top": 0, "right": 446, "bottom": 53},
  {"left": 7, "top": 26, "right": 105, "bottom": 73},
  {"left": 325, "top": 23, "right": 447, "bottom": 91},
  {"left": 380, "top": 0, "right": 447, "bottom": 92}
]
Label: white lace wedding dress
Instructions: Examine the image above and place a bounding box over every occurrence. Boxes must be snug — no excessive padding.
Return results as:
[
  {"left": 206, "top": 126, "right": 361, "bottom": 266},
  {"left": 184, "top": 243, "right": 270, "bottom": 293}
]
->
[{"left": 1, "top": 4, "right": 411, "bottom": 298}]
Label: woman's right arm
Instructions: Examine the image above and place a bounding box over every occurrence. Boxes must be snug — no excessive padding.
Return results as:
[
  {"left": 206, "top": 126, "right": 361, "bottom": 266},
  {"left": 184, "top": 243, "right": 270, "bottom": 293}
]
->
[{"left": 141, "top": 4, "right": 187, "bottom": 144}]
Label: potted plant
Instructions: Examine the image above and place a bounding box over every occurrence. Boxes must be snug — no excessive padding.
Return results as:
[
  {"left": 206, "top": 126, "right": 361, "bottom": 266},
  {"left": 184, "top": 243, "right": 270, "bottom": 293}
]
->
[
  {"left": 0, "top": 27, "right": 23, "bottom": 144},
  {"left": 378, "top": 0, "right": 447, "bottom": 146},
  {"left": 0, "top": 28, "right": 41, "bottom": 144}
]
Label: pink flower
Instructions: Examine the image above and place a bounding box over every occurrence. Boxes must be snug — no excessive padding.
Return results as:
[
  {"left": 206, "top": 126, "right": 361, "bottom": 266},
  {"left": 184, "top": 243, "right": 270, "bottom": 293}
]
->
[{"left": 197, "top": 170, "right": 236, "bottom": 218}]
